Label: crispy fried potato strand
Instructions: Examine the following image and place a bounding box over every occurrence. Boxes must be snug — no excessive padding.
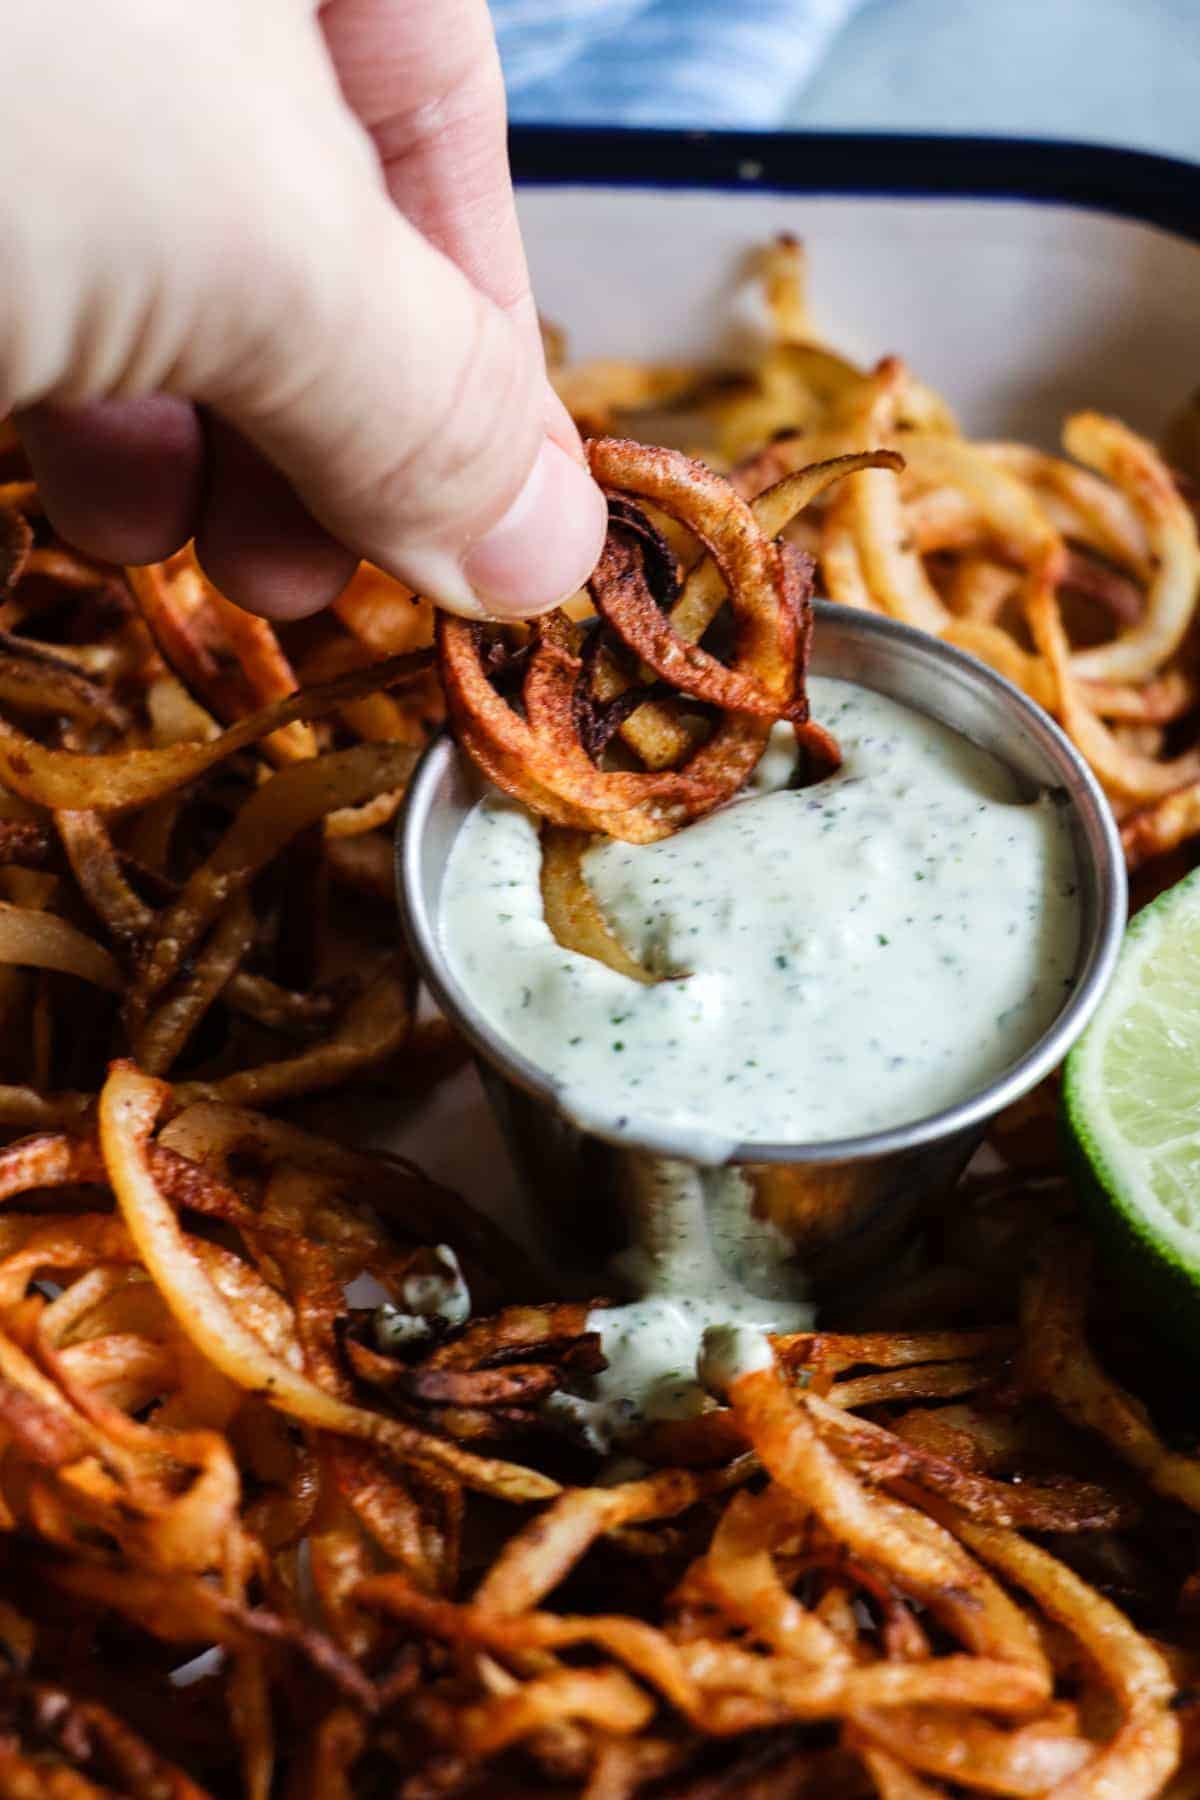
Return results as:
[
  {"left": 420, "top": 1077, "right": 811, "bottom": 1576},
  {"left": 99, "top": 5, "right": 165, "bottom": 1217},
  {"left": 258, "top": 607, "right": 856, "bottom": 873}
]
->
[
  {"left": 133, "top": 891, "right": 257, "bottom": 1075},
  {"left": 830, "top": 362, "right": 949, "bottom": 632},
  {"left": 806, "top": 1392, "right": 1135, "bottom": 1532},
  {"left": 0, "top": 648, "right": 430, "bottom": 810},
  {"left": 718, "top": 1355, "right": 1050, "bottom": 1682},
  {"left": 128, "top": 739, "right": 418, "bottom": 1018},
  {"left": 102, "top": 1063, "right": 558, "bottom": 1502},
  {"left": 171, "top": 958, "right": 412, "bottom": 1106},
  {"left": 1063, "top": 414, "right": 1200, "bottom": 682},
  {"left": 440, "top": 436, "right": 837, "bottom": 844},
  {"left": 54, "top": 809, "right": 155, "bottom": 944},
  {"left": 539, "top": 825, "right": 669, "bottom": 983},
  {"left": 945, "top": 1511, "right": 1179, "bottom": 1799},
  {"left": 1020, "top": 1234, "right": 1200, "bottom": 1511},
  {"left": 127, "top": 549, "right": 316, "bottom": 765},
  {"left": 850, "top": 1705, "right": 1091, "bottom": 1794},
  {"left": 611, "top": 450, "right": 899, "bottom": 766},
  {"left": 1123, "top": 784, "right": 1200, "bottom": 867},
  {"left": 0, "top": 903, "right": 120, "bottom": 991}
]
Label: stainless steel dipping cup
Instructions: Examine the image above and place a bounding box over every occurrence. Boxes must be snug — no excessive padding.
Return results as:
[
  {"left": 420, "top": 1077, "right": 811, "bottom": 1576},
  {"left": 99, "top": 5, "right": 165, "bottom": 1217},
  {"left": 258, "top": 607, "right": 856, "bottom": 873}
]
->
[{"left": 397, "top": 604, "right": 1126, "bottom": 1304}]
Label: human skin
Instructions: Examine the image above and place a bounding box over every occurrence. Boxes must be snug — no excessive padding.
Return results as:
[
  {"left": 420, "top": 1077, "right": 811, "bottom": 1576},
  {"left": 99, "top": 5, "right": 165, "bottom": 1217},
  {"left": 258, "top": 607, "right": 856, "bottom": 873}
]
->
[{"left": 4, "top": 0, "right": 608, "bottom": 620}]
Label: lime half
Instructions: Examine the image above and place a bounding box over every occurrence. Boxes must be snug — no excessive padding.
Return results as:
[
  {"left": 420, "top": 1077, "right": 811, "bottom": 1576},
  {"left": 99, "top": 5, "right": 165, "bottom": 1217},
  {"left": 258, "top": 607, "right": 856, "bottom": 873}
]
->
[{"left": 1064, "top": 865, "right": 1200, "bottom": 1343}]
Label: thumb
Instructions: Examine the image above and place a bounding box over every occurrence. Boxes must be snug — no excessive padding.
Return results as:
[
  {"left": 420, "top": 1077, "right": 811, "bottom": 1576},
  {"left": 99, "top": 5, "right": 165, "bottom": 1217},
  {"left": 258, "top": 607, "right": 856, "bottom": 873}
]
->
[{"left": 197, "top": 181, "right": 607, "bottom": 620}]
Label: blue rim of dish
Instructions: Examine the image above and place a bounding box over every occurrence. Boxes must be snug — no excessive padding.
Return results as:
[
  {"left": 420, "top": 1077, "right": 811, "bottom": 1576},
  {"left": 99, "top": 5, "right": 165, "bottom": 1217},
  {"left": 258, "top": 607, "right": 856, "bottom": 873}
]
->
[{"left": 509, "top": 127, "right": 1200, "bottom": 243}]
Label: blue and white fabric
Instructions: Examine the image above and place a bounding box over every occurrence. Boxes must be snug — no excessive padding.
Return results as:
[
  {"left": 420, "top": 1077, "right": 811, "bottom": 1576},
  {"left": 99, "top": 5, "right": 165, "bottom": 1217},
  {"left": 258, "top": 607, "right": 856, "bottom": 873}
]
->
[{"left": 491, "top": 0, "right": 868, "bottom": 128}]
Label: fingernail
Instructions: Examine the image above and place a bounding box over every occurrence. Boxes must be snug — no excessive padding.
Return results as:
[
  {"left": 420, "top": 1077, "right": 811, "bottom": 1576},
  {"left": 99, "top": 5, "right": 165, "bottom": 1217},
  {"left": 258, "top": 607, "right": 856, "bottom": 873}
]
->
[{"left": 461, "top": 437, "right": 608, "bottom": 619}]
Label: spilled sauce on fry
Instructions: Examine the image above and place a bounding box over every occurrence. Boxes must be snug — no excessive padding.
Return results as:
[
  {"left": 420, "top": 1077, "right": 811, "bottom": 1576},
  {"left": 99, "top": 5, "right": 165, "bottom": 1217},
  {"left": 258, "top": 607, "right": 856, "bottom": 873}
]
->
[{"left": 575, "top": 1156, "right": 814, "bottom": 1449}]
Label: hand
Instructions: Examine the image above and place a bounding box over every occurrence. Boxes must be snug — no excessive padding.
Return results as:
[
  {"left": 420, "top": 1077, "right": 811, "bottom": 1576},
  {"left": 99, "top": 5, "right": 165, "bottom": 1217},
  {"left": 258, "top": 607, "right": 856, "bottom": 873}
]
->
[{"left": 5, "top": 0, "right": 607, "bottom": 619}]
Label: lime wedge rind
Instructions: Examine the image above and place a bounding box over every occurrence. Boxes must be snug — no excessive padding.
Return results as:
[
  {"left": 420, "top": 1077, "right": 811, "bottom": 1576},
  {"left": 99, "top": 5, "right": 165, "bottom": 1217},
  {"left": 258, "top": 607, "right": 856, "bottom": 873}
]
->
[{"left": 1064, "top": 866, "right": 1200, "bottom": 1347}]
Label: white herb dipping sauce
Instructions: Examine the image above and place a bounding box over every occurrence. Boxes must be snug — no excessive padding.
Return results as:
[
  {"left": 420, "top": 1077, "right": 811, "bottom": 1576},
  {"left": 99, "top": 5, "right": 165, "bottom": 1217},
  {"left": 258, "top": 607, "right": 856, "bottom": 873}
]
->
[
  {"left": 548, "top": 1155, "right": 816, "bottom": 1450},
  {"left": 439, "top": 675, "right": 1081, "bottom": 1149}
]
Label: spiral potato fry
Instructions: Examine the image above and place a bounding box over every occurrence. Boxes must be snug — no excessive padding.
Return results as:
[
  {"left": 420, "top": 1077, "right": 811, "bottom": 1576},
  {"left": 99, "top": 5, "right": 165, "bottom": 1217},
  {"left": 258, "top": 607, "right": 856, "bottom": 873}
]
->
[{"left": 439, "top": 437, "right": 874, "bottom": 844}]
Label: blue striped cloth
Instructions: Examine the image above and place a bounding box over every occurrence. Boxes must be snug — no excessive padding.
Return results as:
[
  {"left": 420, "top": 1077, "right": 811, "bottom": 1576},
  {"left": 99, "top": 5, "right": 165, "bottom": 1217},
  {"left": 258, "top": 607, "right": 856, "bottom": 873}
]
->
[{"left": 493, "top": 0, "right": 868, "bottom": 128}]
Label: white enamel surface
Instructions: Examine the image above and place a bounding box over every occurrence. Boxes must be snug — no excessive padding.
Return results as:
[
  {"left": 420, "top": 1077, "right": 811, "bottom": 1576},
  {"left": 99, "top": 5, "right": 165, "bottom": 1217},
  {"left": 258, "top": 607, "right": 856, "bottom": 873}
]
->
[
  {"left": 381, "top": 179, "right": 1198, "bottom": 1252},
  {"left": 519, "top": 192, "right": 1200, "bottom": 444}
]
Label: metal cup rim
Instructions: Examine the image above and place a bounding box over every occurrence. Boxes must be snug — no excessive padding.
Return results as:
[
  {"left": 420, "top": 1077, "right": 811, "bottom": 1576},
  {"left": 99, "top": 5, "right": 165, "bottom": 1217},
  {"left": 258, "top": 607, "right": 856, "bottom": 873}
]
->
[{"left": 397, "top": 603, "right": 1126, "bottom": 1167}]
